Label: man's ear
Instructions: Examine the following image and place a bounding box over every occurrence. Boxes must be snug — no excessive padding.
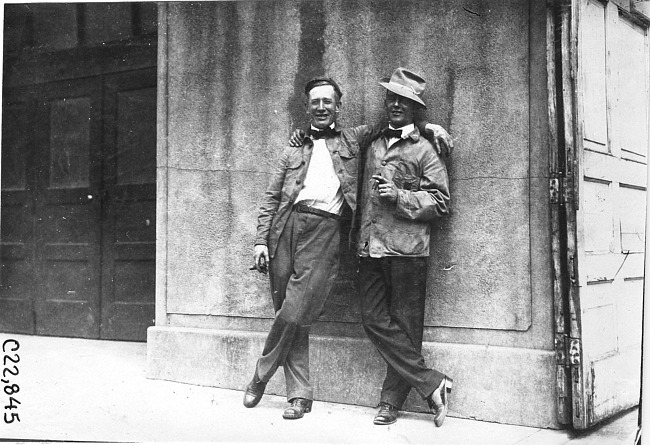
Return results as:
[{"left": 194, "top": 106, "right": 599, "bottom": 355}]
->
[{"left": 335, "top": 100, "right": 342, "bottom": 113}]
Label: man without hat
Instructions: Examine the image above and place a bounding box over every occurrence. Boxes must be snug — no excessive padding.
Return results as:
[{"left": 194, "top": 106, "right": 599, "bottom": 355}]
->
[
  {"left": 357, "top": 67, "right": 453, "bottom": 427},
  {"left": 245, "top": 77, "right": 384, "bottom": 419}
]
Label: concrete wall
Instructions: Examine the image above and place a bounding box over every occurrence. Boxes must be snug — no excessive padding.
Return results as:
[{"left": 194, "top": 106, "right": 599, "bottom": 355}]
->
[{"left": 148, "top": 0, "right": 559, "bottom": 428}]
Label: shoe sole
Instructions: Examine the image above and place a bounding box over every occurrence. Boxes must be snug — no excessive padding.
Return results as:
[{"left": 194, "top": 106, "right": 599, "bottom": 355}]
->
[
  {"left": 373, "top": 418, "right": 397, "bottom": 425},
  {"left": 283, "top": 406, "right": 312, "bottom": 419}
]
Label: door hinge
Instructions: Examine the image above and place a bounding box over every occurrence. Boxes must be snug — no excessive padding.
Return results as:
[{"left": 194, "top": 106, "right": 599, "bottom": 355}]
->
[
  {"left": 550, "top": 176, "right": 574, "bottom": 205},
  {"left": 555, "top": 333, "right": 572, "bottom": 423},
  {"left": 568, "top": 338, "right": 581, "bottom": 365},
  {"left": 572, "top": 358, "right": 584, "bottom": 423},
  {"left": 555, "top": 333, "right": 568, "bottom": 364},
  {"left": 555, "top": 336, "right": 583, "bottom": 374},
  {"left": 574, "top": 397, "right": 582, "bottom": 419},
  {"left": 562, "top": 176, "right": 574, "bottom": 204},
  {"left": 550, "top": 178, "right": 560, "bottom": 204},
  {"left": 568, "top": 254, "right": 578, "bottom": 285}
]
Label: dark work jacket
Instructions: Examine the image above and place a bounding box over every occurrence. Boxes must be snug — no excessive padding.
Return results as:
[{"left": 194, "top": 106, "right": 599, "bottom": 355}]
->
[{"left": 255, "top": 124, "right": 381, "bottom": 258}]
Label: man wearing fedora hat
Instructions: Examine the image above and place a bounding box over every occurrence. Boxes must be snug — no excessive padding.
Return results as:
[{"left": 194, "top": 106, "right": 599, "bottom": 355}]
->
[{"left": 357, "top": 67, "right": 453, "bottom": 427}]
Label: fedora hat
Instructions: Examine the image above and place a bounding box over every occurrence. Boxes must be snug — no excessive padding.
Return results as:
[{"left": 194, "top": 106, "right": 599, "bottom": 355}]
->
[{"left": 379, "top": 67, "right": 427, "bottom": 108}]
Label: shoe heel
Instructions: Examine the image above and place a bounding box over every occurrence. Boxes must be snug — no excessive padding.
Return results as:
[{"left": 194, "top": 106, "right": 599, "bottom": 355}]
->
[{"left": 305, "top": 401, "right": 313, "bottom": 413}]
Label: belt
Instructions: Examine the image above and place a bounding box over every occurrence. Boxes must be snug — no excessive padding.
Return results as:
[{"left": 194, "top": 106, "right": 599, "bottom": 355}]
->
[{"left": 293, "top": 203, "right": 341, "bottom": 220}]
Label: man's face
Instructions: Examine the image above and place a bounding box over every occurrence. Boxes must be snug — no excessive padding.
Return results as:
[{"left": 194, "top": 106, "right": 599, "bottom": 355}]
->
[
  {"left": 384, "top": 91, "right": 416, "bottom": 128},
  {"left": 306, "top": 85, "right": 340, "bottom": 129}
]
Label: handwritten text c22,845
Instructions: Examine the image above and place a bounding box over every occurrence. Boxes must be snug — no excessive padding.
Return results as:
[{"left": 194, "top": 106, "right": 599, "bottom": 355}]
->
[{"left": 2, "top": 339, "right": 21, "bottom": 424}]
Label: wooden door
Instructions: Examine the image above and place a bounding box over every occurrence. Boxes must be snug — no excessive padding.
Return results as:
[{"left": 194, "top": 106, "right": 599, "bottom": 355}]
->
[
  {"left": 100, "top": 68, "right": 157, "bottom": 340},
  {"left": 0, "top": 71, "right": 156, "bottom": 340},
  {"left": 32, "top": 78, "right": 104, "bottom": 338},
  {"left": 571, "top": 0, "right": 648, "bottom": 428}
]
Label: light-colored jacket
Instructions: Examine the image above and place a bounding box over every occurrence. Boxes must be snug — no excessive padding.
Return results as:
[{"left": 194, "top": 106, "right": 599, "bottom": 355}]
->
[{"left": 357, "top": 126, "right": 450, "bottom": 258}]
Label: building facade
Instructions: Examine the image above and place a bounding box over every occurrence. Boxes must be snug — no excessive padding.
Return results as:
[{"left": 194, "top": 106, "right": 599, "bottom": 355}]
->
[{"left": 146, "top": 0, "right": 649, "bottom": 429}]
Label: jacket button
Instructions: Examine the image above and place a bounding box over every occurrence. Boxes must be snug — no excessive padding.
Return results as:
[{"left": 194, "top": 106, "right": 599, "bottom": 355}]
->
[
  {"left": 372, "top": 219, "right": 377, "bottom": 223},
  {"left": 381, "top": 160, "right": 387, "bottom": 166},
  {"left": 296, "top": 179, "right": 301, "bottom": 184}
]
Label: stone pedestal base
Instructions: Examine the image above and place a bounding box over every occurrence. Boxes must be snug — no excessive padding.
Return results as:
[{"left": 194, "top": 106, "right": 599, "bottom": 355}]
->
[{"left": 147, "top": 326, "right": 560, "bottom": 428}]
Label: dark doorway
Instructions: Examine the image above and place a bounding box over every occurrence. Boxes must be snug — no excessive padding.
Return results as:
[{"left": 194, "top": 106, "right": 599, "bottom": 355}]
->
[{"left": 0, "top": 3, "right": 157, "bottom": 341}]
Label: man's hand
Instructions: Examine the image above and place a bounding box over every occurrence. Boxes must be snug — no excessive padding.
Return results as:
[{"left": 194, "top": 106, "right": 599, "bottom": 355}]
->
[
  {"left": 253, "top": 244, "right": 269, "bottom": 274},
  {"left": 289, "top": 129, "right": 306, "bottom": 147},
  {"left": 425, "top": 123, "right": 454, "bottom": 157},
  {"left": 372, "top": 175, "right": 398, "bottom": 204}
]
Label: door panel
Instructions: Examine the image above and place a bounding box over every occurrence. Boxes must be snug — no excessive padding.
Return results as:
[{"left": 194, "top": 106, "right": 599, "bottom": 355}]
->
[
  {"left": 33, "top": 78, "right": 103, "bottom": 338},
  {"left": 614, "top": 15, "right": 648, "bottom": 162},
  {"left": 581, "top": 0, "right": 608, "bottom": 151},
  {"left": 100, "top": 69, "right": 156, "bottom": 340},
  {"left": 0, "top": 97, "right": 36, "bottom": 333},
  {"left": 573, "top": 0, "right": 647, "bottom": 428}
]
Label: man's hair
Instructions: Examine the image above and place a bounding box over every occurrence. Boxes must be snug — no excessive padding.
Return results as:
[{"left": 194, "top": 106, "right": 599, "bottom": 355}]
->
[{"left": 304, "top": 77, "right": 343, "bottom": 102}]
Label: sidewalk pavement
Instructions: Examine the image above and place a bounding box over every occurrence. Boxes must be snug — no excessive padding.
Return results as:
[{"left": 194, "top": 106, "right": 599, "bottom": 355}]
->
[{"left": 0, "top": 333, "right": 639, "bottom": 444}]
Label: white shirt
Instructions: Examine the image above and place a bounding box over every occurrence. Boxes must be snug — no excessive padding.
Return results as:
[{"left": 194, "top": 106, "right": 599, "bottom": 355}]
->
[{"left": 295, "top": 127, "right": 344, "bottom": 215}]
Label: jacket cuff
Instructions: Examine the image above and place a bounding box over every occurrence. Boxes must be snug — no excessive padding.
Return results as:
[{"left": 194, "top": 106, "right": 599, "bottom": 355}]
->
[{"left": 394, "top": 190, "right": 412, "bottom": 219}]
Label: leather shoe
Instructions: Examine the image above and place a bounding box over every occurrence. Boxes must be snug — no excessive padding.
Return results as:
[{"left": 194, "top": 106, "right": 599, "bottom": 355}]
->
[
  {"left": 427, "top": 376, "right": 453, "bottom": 427},
  {"left": 282, "top": 398, "right": 312, "bottom": 419},
  {"left": 373, "top": 402, "right": 398, "bottom": 425},
  {"left": 243, "top": 373, "right": 267, "bottom": 408}
]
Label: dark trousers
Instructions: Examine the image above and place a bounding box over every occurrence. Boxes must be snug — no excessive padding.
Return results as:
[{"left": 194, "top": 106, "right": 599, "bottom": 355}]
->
[
  {"left": 359, "top": 256, "right": 444, "bottom": 408},
  {"left": 255, "top": 210, "right": 340, "bottom": 401}
]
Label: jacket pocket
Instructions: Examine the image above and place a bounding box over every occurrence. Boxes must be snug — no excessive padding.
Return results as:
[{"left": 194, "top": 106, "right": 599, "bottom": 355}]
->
[
  {"left": 393, "top": 170, "right": 421, "bottom": 191},
  {"left": 390, "top": 160, "right": 420, "bottom": 191},
  {"left": 282, "top": 159, "right": 305, "bottom": 199},
  {"left": 387, "top": 216, "right": 429, "bottom": 235},
  {"left": 384, "top": 225, "right": 429, "bottom": 255},
  {"left": 336, "top": 144, "right": 359, "bottom": 189},
  {"left": 339, "top": 142, "right": 358, "bottom": 159}
]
